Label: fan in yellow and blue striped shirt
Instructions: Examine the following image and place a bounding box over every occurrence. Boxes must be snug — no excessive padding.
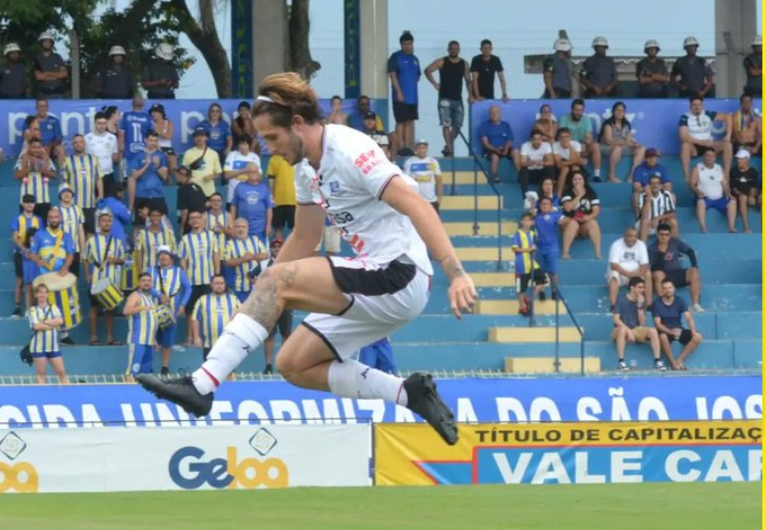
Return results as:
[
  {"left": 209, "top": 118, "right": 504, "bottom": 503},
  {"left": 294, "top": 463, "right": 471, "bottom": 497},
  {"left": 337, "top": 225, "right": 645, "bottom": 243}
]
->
[
  {"left": 179, "top": 212, "right": 220, "bottom": 286},
  {"left": 58, "top": 186, "right": 86, "bottom": 258},
  {"left": 124, "top": 273, "right": 159, "bottom": 376},
  {"left": 136, "top": 209, "right": 177, "bottom": 272},
  {"left": 206, "top": 193, "right": 230, "bottom": 252},
  {"left": 63, "top": 135, "right": 103, "bottom": 210},
  {"left": 14, "top": 140, "right": 56, "bottom": 206},
  {"left": 29, "top": 301, "right": 63, "bottom": 355},
  {"left": 192, "top": 275, "right": 241, "bottom": 356},
  {"left": 84, "top": 217, "right": 126, "bottom": 286},
  {"left": 224, "top": 218, "right": 268, "bottom": 301}
]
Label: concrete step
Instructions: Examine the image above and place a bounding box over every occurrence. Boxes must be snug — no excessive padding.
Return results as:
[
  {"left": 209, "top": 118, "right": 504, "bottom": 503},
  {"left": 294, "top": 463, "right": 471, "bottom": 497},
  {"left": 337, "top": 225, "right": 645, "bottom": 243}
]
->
[
  {"left": 489, "top": 326, "right": 582, "bottom": 343},
  {"left": 440, "top": 195, "right": 502, "bottom": 210}
]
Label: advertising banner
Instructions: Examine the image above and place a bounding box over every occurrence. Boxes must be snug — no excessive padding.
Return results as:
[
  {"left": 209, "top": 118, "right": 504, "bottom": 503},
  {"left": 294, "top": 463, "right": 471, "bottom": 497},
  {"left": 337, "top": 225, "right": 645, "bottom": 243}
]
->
[
  {"left": 0, "top": 423, "right": 370, "bottom": 493},
  {"left": 375, "top": 421, "right": 762, "bottom": 486},
  {"left": 0, "top": 376, "right": 760, "bottom": 428}
]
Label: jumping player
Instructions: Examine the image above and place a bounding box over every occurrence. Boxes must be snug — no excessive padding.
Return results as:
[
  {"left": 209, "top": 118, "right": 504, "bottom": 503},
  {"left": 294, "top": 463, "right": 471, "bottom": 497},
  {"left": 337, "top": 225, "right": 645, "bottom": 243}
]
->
[{"left": 136, "top": 73, "right": 477, "bottom": 445}]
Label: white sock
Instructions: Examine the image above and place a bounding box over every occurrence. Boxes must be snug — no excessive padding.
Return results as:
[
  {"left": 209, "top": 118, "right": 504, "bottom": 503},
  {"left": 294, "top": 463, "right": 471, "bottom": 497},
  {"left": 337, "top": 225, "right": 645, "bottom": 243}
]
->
[
  {"left": 594, "top": 169, "right": 601, "bottom": 177},
  {"left": 327, "top": 360, "right": 408, "bottom": 406},
  {"left": 192, "top": 313, "right": 268, "bottom": 395}
]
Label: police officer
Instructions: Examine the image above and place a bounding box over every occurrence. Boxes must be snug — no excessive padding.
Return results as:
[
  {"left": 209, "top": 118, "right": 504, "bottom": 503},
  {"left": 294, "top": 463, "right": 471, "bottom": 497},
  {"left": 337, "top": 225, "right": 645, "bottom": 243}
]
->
[
  {"left": 140, "top": 43, "right": 179, "bottom": 99},
  {"left": 33, "top": 31, "right": 68, "bottom": 98},
  {"left": 580, "top": 36, "right": 617, "bottom": 98},
  {"left": 743, "top": 35, "right": 762, "bottom": 97},
  {"left": 97, "top": 45, "right": 134, "bottom": 99},
  {"left": 636, "top": 40, "right": 669, "bottom": 98},
  {"left": 0, "top": 42, "right": 27, "bottom": 99},
  {"left": 542, "top": 38, "right": 573, "bottom": 99},
  {"left": 672, "top": 36, "right": 714, "bottom": 98}
]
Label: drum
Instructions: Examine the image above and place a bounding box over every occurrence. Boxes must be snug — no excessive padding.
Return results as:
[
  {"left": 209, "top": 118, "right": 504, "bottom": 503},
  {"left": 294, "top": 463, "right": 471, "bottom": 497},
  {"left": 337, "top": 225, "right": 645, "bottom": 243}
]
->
[
  {"left": 121, "top": 251, "right": 138, "bottom": 293},
  {"left": 33, "top": 272, "right": 81, "bottom": 331},
  {"left": 155, "top": 304, "right": 174, "bottom": 329},
  {"left": 91, "top": 277, "right": 124, "bottom": 311}
]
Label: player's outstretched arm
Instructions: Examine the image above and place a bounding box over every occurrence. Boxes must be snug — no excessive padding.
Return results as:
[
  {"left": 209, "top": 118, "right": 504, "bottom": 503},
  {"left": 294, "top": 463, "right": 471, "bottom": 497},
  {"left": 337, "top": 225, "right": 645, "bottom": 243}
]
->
[
  {"left": 274, "top": 203, "right": 325, "bottom": 264},
  {"left": 381, "top": 176, "right": 478, "bottom": 319}
]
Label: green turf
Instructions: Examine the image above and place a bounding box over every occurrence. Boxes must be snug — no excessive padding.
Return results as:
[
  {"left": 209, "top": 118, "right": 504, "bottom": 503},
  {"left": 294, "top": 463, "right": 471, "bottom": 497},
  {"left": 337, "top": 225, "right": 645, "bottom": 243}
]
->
[{"left": 0, "top": 483, "right": 761, "bottom": 530}]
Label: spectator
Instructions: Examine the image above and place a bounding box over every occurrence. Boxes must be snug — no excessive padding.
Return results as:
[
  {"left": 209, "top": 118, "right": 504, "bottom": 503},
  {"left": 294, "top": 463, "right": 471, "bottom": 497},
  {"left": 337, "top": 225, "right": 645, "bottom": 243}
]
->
[
  {"left": 424, "top": 40, "right": 471, "bottom": 156},
  {"left": 34, "top": 98, "right": 64, "bottom": 167},
  {"left": 192, "top": 274, "right": 241, "bottom": 360},
  {"left": 477, "top": 105, "right": 516, "bottom": 183},
  {"left": 470, "top": 39, "right": 508, "bottom": 101},
  {"left": 63, "top": 134, "right": 103, "bottom": 234},
  {"left": 96, "top": 46, "right": 133, "bottom": 99},
  {"left": 743, "top": 36, "right": 762, "bottom": 97},
  {"left": 151, "top": 246, "right": 191, "bottom": 379},
  {"left": 232, "top": 162, "right": 273, "bottom": 242},
  {"left": 231, "top": 101, "right": 259, "bottom": 153},
  {"left": 262, "top": 239, "right": 292, "bottom": 375},
  {"left": 561, "top": 172, "right": 602, "bottom": 259},
  {"left": 135, "top": 207, "right": 177, "bottom": 273},
  {"left": 552, "top": 127, "right": 583, "bottom": 197},
  {"left": 140, "top": 43, "right": 179, "bottom": 99},
  {"left": 580, "top": 36, "right": 617, "bottom": 98},
  {"left": 612, "top": 277, "right": 666, "bottom": 371},
  {"left": 534, "top": 104, "right": 557, "bottom": 145},
  {"left": 678, "top": 96, "right": 733, "bottom": 182},
  {"left": 95, "top": 184, "right": 131, "bottom": 247},
  {"left": 534, "top": 196, "right": 564, "bottom": 299},
  {"left": 388, "top": 30, "right": 420, "bottom": 155},
  {"left": 326, "top": 95, "right": 348, "bottom": 125},
  {"left": 559, "top": 99, "right": 602, "bottom": 181},
  {"left": 511, "top": 212, "right": 547, "bottom": 315},
  {"left": 653, "top": 279, "right": 703, "bottom": 370},
  {"left": 11, "top": 195, "right": 43, "bottom": 317},
  {"left": 404, "top": 139, "right": 443, "bottom": 212},
  {"left": 607, "top": 227, "right": 651, "bottom": 309},
  {"left": 85, "top": 112, "right": 119, "bottom": 194},
  {"left": 128, "top": 130, "right": 169, "bottom": 226},
  {"left": 632, "top": 148, "right": 673, "bottom": 217},
  {"left": 57, "top": 185, "right": 86, "bottom": 278},
  {"left": 180, "top": 210, "right": 220, "bottom": 345},
  {"left": 29, "top": 207, "right": 74, "bottom": 279},
  {"left": 690, "top": 148, "right": 737, "bottom": 233},
  {"left": 599, "top": 101, "right": 645, "bottom": 183},
  {"left": 175, "top": 166, "right": 207, "bottom": 234},
  {"left": 103, "top": 105, "right": 120, "bottom": 137},
  {"left": 0, "top": 42, "right": 27, "bottom": 99},
  {"left": 224, "top": 135, "right": 261, "bottom": 209},
  {"left": 33, "top": 31, "right": 68, "bottom": 98},
  {"left": 119, "top": 94, "right": 152, "bottom": 208},
  {"left": 536, "top": 177, "right": 561, "bottom": 210},
  {"left": 123, "top": 272, "right": 159, "bottom": 380},
  {"left": 732, "top": 94, "right": 762, "bottom": 156},
  {"left": 649, "top": 223, "right": 704, "bottom": 312},
  {"left": 224, "top": 218, "right": 268, "bottom": 302},
  {"left": 150, "top": 103, "right": 176, "bottom": 171},
  {"left": 83, "top": 209, "right": 125, "bottom": 346},
  {"left": 199, "top": 103, "right": 232, "bottom": 165},
  {"left": 637, "top": 175, "right": 677, "bottom": 241},
  {"left": 361, "top": 112, "right": 391, "bottom": 159},
  {"left": 182, "top": 127, "right": 221, "bottom": 198},
  {"left": 207, "top": 193, "right": 231, "bottom": 267},
  {"left": 29, "top": 283, "right": 67, "bottom": 384},
  {"left": 349, "top": 95, "right": 384, "bottom": 132},
  {"left": 518, "top": 130, "right": 554, "bottom": 197},
  {"left": 20, "top": 116, "right": 40, "bottom": 156},
  {"left": 542, "top": 38, "right": 573, "bottom": 99},
  {"left": 358, "top": 338, "right": 397, "bottom": 375},
  {"left": 672, "top": 36, "right": 714, "bottom": 98},
  {"left": 636, "top": 39, "right": 670, "bottom": 98},
  {"left": 14, "top": 137, "right": 56, "bottom": 220},
  {"left": 730, "top": 149, "right": 760, "bottom": 233}
]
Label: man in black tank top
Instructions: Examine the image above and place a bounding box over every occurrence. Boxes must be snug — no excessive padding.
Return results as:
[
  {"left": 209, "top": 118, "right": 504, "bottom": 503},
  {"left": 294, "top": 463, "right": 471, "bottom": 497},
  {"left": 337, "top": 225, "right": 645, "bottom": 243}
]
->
[{"left": 425, "top": 41, "right": 472, "bottom": 156}]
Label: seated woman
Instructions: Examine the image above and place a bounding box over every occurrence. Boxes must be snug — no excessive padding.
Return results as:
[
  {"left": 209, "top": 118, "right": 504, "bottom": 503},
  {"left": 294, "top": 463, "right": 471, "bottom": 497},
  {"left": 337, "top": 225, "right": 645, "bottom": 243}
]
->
[
  {"left": 534, "top": 104, "right": 557, "bottom": 145},
  {"left": 561, "top": 171, "right": 602, "bottom": 259},
  {"left": 599, "top": 101, "right": 646, "bottom": 183},
  {"left": 526, "top": 176, "right": 561, "bottom": 212}
]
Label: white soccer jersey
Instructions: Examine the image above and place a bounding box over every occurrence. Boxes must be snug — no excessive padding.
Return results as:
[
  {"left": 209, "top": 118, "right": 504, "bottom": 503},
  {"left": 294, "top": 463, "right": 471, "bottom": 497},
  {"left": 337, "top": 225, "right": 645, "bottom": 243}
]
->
[
  {"left": 85, "top": 132, "right": 118, "bottom": 174},
  {"left": 403, "top": 155, "right": 441, "bottom": 203},
  {"left": 295, "top": 125, "right": 433, "bottom": 275},
  {"left": 608, "top": 238, "right": 649, "bottom": 274},
  {"left": 520, "top": 141, "right": 552, "bottom": 170},
  {"left": 696, "top": 162, "right": 725, "bottom": 200}
]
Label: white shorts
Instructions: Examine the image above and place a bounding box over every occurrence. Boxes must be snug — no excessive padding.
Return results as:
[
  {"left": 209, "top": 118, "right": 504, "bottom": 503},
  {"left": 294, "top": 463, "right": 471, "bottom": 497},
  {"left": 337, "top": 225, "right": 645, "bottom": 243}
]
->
[
  {"left": 607, "top": 270, "right": 636, "bottom": 287},
  {"left": 302, "top": 256, "right": 430, "bottom": 360},
  {"left": 315, "top": 226, "right": 341, "bottom": 253}
]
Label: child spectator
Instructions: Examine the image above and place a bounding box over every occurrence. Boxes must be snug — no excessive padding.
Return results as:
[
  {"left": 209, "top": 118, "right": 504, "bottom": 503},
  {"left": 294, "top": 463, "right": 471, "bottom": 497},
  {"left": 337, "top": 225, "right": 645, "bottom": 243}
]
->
[
  {"left": 511, "top": 212, "right": 547, "bottom": 315},
  {"left": 403, "top": 139, "right": 443, "bottom": 212},
  {"left": 534, "top": 197, "right": 564, "bottom": 298}
]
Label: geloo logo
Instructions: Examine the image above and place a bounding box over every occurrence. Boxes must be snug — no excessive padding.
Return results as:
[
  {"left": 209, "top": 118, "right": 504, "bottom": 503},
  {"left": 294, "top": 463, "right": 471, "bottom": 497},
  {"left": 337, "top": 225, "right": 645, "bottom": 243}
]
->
[
  {"left": 168, "top": 446, "right": 288, "bottom": 490},
  {"left": 0, "top": 462, "right": 39, "bottom": 493}
]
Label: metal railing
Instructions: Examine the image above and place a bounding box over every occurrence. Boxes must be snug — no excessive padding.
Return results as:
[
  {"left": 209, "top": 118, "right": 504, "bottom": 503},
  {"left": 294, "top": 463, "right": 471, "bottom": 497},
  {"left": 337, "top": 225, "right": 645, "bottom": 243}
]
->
[{"left": 549, "top": 278, "right": 587, "bottom": 375}]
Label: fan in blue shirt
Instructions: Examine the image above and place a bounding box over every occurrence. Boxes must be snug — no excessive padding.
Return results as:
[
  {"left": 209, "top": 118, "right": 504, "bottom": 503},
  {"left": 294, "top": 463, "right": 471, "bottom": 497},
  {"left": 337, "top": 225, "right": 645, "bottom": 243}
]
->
[
  {"left": 120, "top": 95, "right": 152, "bottom": 161},
  {"left": 534, "top": 196, "right": 564, "bottom": 282},
  {"left": 231, "top": 177, "right": 274, "bottom": 242}
]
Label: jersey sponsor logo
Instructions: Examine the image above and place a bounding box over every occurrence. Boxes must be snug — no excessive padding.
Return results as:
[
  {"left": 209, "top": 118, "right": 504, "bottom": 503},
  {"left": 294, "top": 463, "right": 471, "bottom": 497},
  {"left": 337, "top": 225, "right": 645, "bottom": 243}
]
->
[{"left": 354, "top": 149, "right": 382, "bottom": 175}]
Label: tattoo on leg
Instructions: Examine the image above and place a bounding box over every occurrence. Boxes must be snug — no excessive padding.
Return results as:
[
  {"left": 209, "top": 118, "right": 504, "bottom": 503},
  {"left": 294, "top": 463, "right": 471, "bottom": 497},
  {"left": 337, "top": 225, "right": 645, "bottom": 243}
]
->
[{"left": 240, "top": 263, "right": 298, "bottom": 330}]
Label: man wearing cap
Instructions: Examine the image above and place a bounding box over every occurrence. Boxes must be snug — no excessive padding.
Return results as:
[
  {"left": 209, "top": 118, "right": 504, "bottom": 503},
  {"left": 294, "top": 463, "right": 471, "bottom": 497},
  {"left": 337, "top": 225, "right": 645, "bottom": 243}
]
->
[
  {"left": 388, "top": 30, "right": 421, "bottom": 155},
  {"left": 632, "top": 148, "right": 673, "bottom": 217},
  {"left": 86, "top": 111, "right": 120, "bottom": 193},
  {"left": 176, "top": 166, "right": 208, "bottom": 234},
  {"left": 404, "top": 139, "right": 443, "bottom": 212},
  {"left": 58, "top": 185, "right": 86, "bottom": 278},
  {"left": 580, "top": 37, "right": 617, "bottom": 98},
  {"left": 224, "top": 218, "right": 268, "bottom": 302},
  {"left": 14, "top": 136, "right": 56, "bottom": 221},
  {"left": 140, "top": 43, "right": 179, "bottom": 99},
  {"left": 84, "top": 208, "right": 125, "bottom": 346},
  {"left": 151, "top": 245, "right": 191, "bottom": 378},
  {"left": 362, "top": 111, "right": 391, "bottom": 159},
  {"left": 182, "top": 127, "right": 221, "bottom": 198},
  {"left": 730, "top": 149, "right": 760, "bottom": 233},
  {"left": 743, "top": 36, "right": 761, "bottom": 97},
  {"left": 672, "top": 37, "right": 715, "bottom": 98},
  {"left": 129, "top": 130, "right": 169, "bottom": 226},
  {"left": 63, "top": 134, "right": 103, "bottom": 234},
  {"left": 96, "top": 45, "right": 133, "bottom": 99},
  {"left": 636, "top": 40, "right": 670, "bottom": 98},
  {"left": 33, "top": 31, "right": 68, "bottom": 97},
  {"left": 11, "top": 194, "right": 43, "bottom": 317},
  {"left": 732, "top": 94, "right": 762, "bottom": 157},
  {"left": 0, "top": 42, "right": 27, "bottom": 99},
  {"left": 543, "top": 38, "right": 573, "bottom": 99},
  {"left": 262, "top": 238, "right": 292, "bottom": 375}
]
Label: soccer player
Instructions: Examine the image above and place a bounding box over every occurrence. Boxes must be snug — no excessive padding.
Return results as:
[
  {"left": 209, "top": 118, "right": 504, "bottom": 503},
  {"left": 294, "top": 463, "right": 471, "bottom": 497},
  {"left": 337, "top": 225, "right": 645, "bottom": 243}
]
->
[
  {"left": 136, "top": 72, "right": 476, "bottom": 446},
  {"left": 123, "top": 272, "right": 159, "bottom": 380},
  {"left": 192, "top": 274, "right": 241, "bottom": 359}
]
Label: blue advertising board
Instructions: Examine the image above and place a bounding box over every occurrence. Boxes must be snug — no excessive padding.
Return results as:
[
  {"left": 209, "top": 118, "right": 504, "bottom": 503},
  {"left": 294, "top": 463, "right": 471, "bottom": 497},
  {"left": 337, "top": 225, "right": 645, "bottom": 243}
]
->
[{"left": 0, "top": 376, "right": 760, "bottom": 428}]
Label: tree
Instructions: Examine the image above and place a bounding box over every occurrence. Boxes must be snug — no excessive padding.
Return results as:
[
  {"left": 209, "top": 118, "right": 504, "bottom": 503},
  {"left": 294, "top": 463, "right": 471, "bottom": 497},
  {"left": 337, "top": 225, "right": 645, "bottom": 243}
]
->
[{"left": 287, "top": 0, "right": 320, "bottom": 80}]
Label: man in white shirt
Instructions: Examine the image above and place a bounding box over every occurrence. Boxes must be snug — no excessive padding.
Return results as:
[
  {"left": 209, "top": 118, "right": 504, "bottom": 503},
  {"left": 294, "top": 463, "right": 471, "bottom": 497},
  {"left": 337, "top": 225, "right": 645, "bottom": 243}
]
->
[
  {"left": 85, "top": 111, "right": 119, "bottom": 192},
  {"left": 552, "top": 127, "right": 583, "bottom": 196},
  {"left": 637, "top": 175, "right": 677, "bottom": 241},
  {"left": 403, "top": 139, "right": 443, "bottom": 212},
  {"left": 607, "top": 227, "right": 651, "bottom": 309},
  {"left": 223, "top": 134, "right": 261, "bottom": 208},
  {"left": 678, "top": 95, "right": 733, "bottom": 182},
  {"left": 518, "top": 129, "right": 554, "bottom": 196},
  {"left": 690, "top": 148, "right": 737, "bottom": 233}
]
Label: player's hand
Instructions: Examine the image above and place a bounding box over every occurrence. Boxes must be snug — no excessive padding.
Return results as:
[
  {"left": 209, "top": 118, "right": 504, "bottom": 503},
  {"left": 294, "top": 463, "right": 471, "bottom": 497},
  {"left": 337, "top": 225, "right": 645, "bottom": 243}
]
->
[{"left": 448, "top": 274, "right": 478, "bottom": 319}]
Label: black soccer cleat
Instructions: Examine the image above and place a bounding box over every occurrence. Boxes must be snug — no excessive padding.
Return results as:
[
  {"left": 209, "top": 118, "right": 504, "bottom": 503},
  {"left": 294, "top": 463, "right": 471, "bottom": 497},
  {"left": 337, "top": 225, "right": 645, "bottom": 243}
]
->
[
  {"left": 135, "top": 374, "right": 214, "bottom": 418},
  {"left": 404, "top": 373, "right": 459, "bottom": 446}
]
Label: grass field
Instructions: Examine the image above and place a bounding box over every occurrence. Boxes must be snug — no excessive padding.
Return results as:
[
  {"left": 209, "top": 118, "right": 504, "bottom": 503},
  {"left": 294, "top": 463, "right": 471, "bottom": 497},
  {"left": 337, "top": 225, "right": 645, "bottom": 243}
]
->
[{"left": 0, "top": 482, "right": 761, "bottom": 530}]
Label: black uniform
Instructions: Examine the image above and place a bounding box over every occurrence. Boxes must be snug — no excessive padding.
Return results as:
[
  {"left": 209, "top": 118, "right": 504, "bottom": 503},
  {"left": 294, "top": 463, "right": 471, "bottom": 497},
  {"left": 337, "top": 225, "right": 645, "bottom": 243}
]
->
[
  {"left": 0, "top": 61, "right": 26, "bottom": 98},
  {"left": 636, "top": 58, "right": 669, "bottom": 98},
  {"left": 97, "top": 63, "right": 133, "bottom": 99},
  {"left": 33, "top": 51, "right": 67, "bottom": 96},
  {"left": 141, "top": 59, "right": 179, "bottom": 99},
  {"left": 743, "top": 53, "right": 762, "bottom": 97},
  {"left": 671, "top": 55, "right": 713, "bottom": 98}
]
